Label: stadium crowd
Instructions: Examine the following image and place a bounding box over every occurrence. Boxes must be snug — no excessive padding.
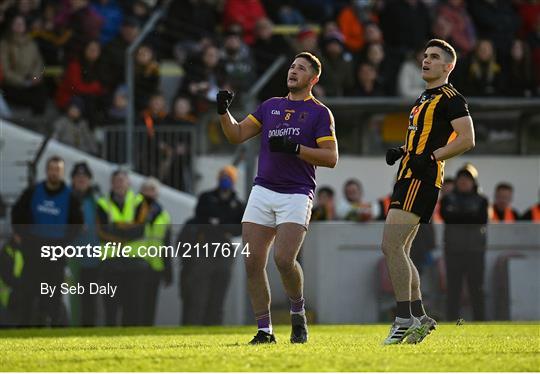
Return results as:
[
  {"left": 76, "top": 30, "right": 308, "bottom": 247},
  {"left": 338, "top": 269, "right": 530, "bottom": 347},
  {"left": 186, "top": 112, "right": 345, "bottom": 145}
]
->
[{"left": 1, "top": 0, "right": 539, "bottom": 191}]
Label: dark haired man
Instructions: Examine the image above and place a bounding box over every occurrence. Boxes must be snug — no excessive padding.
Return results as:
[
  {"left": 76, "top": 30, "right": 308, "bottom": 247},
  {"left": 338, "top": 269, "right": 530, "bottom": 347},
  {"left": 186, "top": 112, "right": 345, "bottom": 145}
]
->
[
  {"left": 382, "top": 39, "right": 475, "bottom": 344},
  {"left": 490, "top": 183, "right": 519, "bottom": 223},
  {"left": 217, "top": 52, "right": 338, "bottom": 344}
]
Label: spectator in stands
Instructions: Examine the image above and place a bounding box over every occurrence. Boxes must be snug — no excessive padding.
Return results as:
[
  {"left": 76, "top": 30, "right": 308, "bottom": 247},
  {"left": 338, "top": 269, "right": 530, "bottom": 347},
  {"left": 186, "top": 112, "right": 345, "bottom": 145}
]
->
[
  {"left": 134, "top": 44, "right": 160, "bottom": 112},
  {"left": 55, "top": 39, "right": 107, "bottom": 127},
  {"left": 468, "top": 0, "right": 521, "bottom": 64},
  {"left": 359, "top": 42, "right": 394, "bottom": 94},
  {"left": 136, "top": 178, "right": 172, "bottom": 326},
  {"left": 431, "top": 14, "right": 455, "bottom": 50},
  {"left": 140, "top": 92, "right": 169, "bottom": 132},
  {"left": 502, "top": 39, "right": 535, "bottom": 97},
  {"left": 69, "top": 162, "right": 100, "bottom": 326},
  {"left": 222, "top": 0, "right": 267, "bottom": 45},
  {"left": 101, "top": 16, "right": 140, "bottom": 92},
  {"left": 161, "top": 96, "right": 196, "bottom": 191},
  {"left": 30, "top": 2, "right": 72, "bottom": 65},
  {"left": 319, "top": 20, "right": 341, "bottom": 41},
  {"left": 380, "top": 0, "right": 431, "bottom": 54},
  {"left": 294, "top": 27, "right": 320, "bottom": 56},
  {"left": 177, "top": 44, "right": 227, "bottom": 116},
  {"left": 0, "top": 15, "right": 47, "bottom": 115},
  {"left": 131, "top": 0, "right": 152, "bottom": 24},
  {"left": 11, "top": 156, "right": 83, "bottom": 326},
  {"left": 252, "top": 17, "right": 292, "bottom": 99},
  {"left": 275, "top": 1, "right": 305, "bottom": 25},
  {"left": 490, "top": 182, "right": 520, "bottom": 223},
  {"left": 311, "top": 186, "right": 336, "bottom": 221},
  {"left": 138, "top": 93, "right": 168, "bottom": 178},
  {"left": 337, "top": 0, "right": 378, "bottom": 53},
  {"left": 178, "top": 166, "right": 244, "bottom": 325},
  {"left": 98, "top": 169, "right": 146, "bottom": 326},
  {"left": 169, "top": 96, "right": 197, "bottom": 126},
  {"left": 52, "top": 97, "right": 98, "bottom": 155},
  {"left": 364, "top": 22, "right": 384, "bottom": 45},
  {"left": 106, "top": 85, "right": 128, "bottom": 123},
  {"left": 54, "top": 0, "right": 103, "bottom": 59},
  {"left": 318, "top": 31, "right": 354, "bottom": 97},
  {"left": 396, "top": 47, "right": 426, "bottom": 99},
  {"left": 348, "top": 62, "right": 384, "bottom": 96},
  {"left": 462, "top": 39, "right": 502, "bottom": 96},
  {"left": 435, "top": 0, "right": 476, "bottom": 56},
  {"left": 337, "top": 179, "right": 379, "bottom": 222},
  {"left": 221, "top": 25, "right": 256, "bottom": 102},
  {"left": 92, "top": 0, "right": 124, "bottom": 45},
  {"left": 440, "top": 164, "right": 488, "bottom": 321},
  {"left": 521, "top": 189, "right": 540, "bottom": 222}
]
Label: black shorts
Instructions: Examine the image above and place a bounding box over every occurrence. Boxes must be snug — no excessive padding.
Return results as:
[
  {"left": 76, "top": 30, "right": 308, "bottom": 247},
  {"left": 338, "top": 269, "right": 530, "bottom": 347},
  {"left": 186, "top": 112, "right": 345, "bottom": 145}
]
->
[{"left": 389, "top": 178, "right": 440, "bottom": 223}]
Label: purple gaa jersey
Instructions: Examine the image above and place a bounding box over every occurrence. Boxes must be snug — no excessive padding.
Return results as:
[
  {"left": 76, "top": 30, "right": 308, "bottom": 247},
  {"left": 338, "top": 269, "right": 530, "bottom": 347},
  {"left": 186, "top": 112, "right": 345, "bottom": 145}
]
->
[{"left": 248, "top": 95, "right": 336, "bottom": 198}]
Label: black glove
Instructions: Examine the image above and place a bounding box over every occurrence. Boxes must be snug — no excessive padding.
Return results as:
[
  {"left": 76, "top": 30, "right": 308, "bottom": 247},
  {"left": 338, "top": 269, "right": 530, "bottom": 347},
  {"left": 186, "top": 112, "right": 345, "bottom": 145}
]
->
[
  {"left": 269, "top": 136, "right": 300, "bottom": 154},
  {"left": 385, "top": 147, "right": 405, "bottom": 165},
  {"left": 216, "top": 90, "right": 234, "bottom": 114},
  {"left": 409, "top": 152, "right": 436, "bottom": 174}
]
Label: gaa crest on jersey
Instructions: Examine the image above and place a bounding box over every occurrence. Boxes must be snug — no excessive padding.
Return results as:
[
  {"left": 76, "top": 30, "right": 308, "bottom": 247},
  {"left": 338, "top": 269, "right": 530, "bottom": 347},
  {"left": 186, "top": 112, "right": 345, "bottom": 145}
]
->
[
  {"left": 408, "top": 106, "right": 420, "bottom": 130},
  {"left": 299, "top": 111, "right": 308, "bottom": 122}
]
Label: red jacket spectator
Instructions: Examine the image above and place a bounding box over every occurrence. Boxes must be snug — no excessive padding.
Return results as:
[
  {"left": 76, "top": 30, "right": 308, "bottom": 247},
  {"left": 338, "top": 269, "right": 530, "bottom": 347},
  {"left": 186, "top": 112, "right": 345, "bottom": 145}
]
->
[
  {"left": 337, "top": 5, "right": 378, "bottom": 53},
  {"left": 222, "top": 0, "right": 266, "bottom": 45},
  {"left": 55, "top": 40, "right": 106, "bottom": 109},
  {"left": 436, "top": 0, "right": 476, "bottom": 55}
]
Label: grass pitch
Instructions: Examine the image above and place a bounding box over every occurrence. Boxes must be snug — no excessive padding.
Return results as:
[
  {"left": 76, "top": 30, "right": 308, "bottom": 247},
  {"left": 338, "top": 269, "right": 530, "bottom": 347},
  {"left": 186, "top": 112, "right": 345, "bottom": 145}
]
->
[{"left": 0, "top": 323, "right": 538, "bottom": 371}]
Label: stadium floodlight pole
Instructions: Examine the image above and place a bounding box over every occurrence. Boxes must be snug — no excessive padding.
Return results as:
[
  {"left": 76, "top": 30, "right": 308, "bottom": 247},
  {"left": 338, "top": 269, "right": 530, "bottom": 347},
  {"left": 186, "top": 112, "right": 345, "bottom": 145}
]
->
[
  {"left": 125, "top": 0, "right": 172, "bottom": 169},
  {"left": 241, "top": 55, "right": 287, "bottom": 200}
]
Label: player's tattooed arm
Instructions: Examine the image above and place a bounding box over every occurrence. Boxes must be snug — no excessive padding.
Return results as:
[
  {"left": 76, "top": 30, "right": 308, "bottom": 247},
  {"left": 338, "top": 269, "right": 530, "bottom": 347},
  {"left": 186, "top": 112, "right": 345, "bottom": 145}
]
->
[
  {"left": 433, "top": 116, "right": 475, "bottom": 161},
  {"left": 298, "top": 139, "right": 338, "bottom": 168}
]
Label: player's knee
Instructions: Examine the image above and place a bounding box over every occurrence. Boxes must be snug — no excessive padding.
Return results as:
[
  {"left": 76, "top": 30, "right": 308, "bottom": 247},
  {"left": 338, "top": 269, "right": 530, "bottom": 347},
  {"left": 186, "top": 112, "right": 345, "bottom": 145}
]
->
[
  {"left": 274, "top": 253, "right": 294, "bottom": 273},
  {"left": 244, "top": 258, "right": 265, "bottom": 278}
]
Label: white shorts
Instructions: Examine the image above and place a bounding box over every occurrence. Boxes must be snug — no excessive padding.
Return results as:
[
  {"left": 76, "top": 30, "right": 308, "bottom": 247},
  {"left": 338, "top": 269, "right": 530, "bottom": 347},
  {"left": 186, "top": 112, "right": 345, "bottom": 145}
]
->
[{"left": 242, "top": 185, "right": 313, "bottom": 228}]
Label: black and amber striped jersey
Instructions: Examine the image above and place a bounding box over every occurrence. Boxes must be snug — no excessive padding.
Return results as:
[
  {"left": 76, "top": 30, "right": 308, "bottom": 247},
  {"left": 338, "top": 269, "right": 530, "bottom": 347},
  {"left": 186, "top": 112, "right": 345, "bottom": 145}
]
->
[{"left": 396, "top": 83, "right": 470, "bottom": 188}]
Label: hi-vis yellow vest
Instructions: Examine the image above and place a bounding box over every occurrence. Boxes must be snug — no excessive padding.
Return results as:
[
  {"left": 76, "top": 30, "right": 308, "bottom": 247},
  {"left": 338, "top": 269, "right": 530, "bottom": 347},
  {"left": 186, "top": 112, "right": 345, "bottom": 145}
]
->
[
  {"left": 144, "top": 209, "right": 171, "bottom": 272},
  {"left": 96, "top": 190, "right": 143, "bottom": 259},
  {"left": 0, "top": 244, "right": 24, "bottom": 308}
]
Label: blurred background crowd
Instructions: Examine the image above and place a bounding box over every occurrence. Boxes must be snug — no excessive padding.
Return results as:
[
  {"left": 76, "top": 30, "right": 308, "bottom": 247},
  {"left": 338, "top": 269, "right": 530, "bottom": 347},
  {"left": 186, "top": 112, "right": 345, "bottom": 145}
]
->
[{"left": 0, "top": 0, "right": 539, "bottom": 191}]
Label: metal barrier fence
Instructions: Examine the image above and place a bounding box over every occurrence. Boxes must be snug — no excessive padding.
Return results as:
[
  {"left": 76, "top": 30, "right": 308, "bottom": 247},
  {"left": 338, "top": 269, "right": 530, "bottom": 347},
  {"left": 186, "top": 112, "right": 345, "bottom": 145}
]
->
[{"left": 101, "top": 125, "right": 196, "bottom": 193}]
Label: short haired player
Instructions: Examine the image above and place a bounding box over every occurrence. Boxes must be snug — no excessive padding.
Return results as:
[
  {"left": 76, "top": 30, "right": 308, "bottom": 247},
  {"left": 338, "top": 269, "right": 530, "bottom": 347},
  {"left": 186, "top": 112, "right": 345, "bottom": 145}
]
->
[
  {"left": 217, "top": 52, "right": 338, "bottom": 344},
  {"left": 382, "top": 39, "right": 475, "bottom": 344}
]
